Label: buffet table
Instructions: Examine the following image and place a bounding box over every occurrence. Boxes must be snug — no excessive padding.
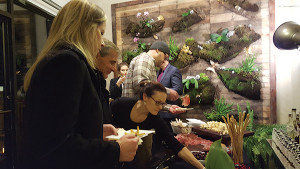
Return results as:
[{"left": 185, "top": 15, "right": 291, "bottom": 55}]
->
[
  {"left": 147, "top": 125, "right": 255, "bottom": 169},
  {"left": 192, "top": 127, "right": 255, "bottom": 146}
]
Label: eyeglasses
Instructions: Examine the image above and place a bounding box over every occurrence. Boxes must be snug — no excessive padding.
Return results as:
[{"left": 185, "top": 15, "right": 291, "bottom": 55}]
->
[{"left": 150, "top": 96, "right": 166, "bottom": 106}]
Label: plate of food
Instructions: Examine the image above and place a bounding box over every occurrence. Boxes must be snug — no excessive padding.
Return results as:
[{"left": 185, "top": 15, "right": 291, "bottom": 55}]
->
[{"left": 106, "top": 126, "right": 155, "bottom": 145}]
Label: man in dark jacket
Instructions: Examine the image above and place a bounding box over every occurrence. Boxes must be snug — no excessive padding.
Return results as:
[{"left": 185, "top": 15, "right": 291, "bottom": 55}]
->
[
  {"left": 152, "top": 58, "right": 183, "bottom": 155},
  {"left": 95, "top": 38, "right": 120, "bottom": 124},
  {"left": 157, "top": 58, "right": 183, "bottom": 126}
]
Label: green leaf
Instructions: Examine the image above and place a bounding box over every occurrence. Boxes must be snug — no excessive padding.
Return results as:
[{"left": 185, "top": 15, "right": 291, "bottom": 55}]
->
[
  {"left": 216, "top": 36, "right": 222, "bottom": 43},
  {"left": 194, "top": 80, "right": 199, "bottom": 89},
  {"left": 210, "top": 33, "right": 220, "bottom": 42},
  {"left": 222, "top": 35, "right": 229, "bottom": 42},
  {"left": 190, "top": 79, "right": 195, "bottom": 84},
  {"left": 221, "top": 28, "right": 229, "bottom": 37},
  {"left": 182, "top": 12, "right": 189, "bottom": 17},
  {"left": 205, "top": 139, "right": 235, "bottom": 169},
  {"left": 185, "top": 80, "right": 190, "bottom": 89},
  {"left": 182, "top": 79, "right": 188, "bottom": 83},
  {"left": 140, "top": 43, "right": 146, "bottom": 50},
  {"left": 146, "top": 22, "right": 151, "bottom": 28}
]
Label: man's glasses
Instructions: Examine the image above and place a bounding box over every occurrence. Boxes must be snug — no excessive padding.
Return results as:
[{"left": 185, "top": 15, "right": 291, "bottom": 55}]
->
[{"left": 150, "top": 96, "right": 166, "bottom": 106}]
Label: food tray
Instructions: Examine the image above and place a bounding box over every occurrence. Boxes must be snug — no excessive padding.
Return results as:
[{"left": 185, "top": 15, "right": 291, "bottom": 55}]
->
[{"left": 192, "top": 127, "right": 254, "bottom": 146}]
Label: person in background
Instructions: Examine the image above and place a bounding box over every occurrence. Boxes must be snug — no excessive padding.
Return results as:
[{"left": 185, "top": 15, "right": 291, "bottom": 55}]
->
[
  {"left": 157, "top": 58, "right": 183, "bottom": 129},
  {"left": 21, "top": 1, "right": 138, "bottom": 169},
  {"left": 95, "top": 38, "right": 119, "bottom": 123},
  {"left": 122, "top": 41, "right": 183, "bottom": 114},
  {"left": 109, "top": 62, "right": 128, "bottom": 100},
  {"left": 111, "top": 82, "right": 205, "bottom": 169},
  {"left": 152, "top": 58, "right": 184, "bottom": 155}
]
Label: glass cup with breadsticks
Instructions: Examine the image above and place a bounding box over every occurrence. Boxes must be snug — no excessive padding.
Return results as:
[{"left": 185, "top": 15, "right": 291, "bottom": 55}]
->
[{"left": 222, "top": 112, "right": 250, "bottom": 164}]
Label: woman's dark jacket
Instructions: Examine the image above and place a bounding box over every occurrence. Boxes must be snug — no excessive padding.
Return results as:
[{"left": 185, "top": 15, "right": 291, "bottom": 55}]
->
[
  {"left": 22, "top": 45, "right": 119, "bottom": 169},
  {"left": 98, "top": 71, "right": 112, "bottom": 123},
  {"left": 109, "top": 77, "right": 122, "bottom": 99}
]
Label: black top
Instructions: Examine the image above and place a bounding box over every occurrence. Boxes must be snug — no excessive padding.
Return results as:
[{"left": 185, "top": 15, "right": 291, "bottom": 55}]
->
[
  {"left": 22, "top": 44, "right": 119, "bottom": 169},
  {"left": 109, "top": 77, "right": 122, "bottom": 99},
  {"left": 111, "top": 97, "right": 184, "bottom": 154},
  {"left": 98, "top": 71, "right": 112, "bottom": 123}
]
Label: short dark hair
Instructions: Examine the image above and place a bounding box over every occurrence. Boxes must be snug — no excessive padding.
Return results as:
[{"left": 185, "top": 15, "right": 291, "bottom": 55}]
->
[{"left": 139, "top": 81, "right": 167, "bottom": 100}]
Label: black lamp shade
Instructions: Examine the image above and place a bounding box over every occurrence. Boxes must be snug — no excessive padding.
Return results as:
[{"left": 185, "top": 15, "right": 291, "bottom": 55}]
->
[{"left": 273, "top": 21, "right": 300, "bottom": 50}]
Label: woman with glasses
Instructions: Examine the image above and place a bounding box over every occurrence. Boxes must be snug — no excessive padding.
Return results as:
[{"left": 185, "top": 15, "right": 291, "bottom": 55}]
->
[{"left": 111, "top": 81, "right": 205, "bottom": 169}]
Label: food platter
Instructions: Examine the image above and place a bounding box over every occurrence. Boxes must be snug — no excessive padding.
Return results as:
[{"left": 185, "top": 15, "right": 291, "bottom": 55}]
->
[
  {"left": 106, "top": 129, "right": 155, "bottom": 140},
  {"left": 192, "top": 127, "right": 254, "bottom": 146}
]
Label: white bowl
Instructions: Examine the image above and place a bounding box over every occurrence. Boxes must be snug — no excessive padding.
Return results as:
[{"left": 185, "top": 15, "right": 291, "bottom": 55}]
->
[{"left": 171, "top": 124, "right": 192, "bottom": 134}]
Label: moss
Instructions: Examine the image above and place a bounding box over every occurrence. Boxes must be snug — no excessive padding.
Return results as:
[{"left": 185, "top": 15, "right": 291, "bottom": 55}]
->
[
  {"left": 240, "top": 33, "right": 251, "bottom": 43},
  {"left": 185, "top": 38, "right": 195, "bottom": 45},
  {"left": 199, "top": 45, "right": 225, "bottom": 62},
  {"left": 172, "top": 11, "right": 205, "bottom": 33},
  {"left": 218, "top": 70, "right": 261, "bottom": 100},
  {"left": 186, "top": 89, "right": 199, "bottom": 104},
  {"left": 221, "top": 0, "right": 259, "bottom": 12},
  {"left": 125, "top": 20, "right": 165, "bottom": 38},
  {"left": 227, "top": 77, "right": 239, "bottom": 90},
  {"left": 200, "top": 85, "right": 215, "bottom": 105},
  {"left": 173, "top": 48, "right": 195, "bottom": 68},
  {"left": 236, "top": 83, "right": 245, "bottom": 91},
  {"left": 197, "top": 25, "right": 261, "bottom": 64}
]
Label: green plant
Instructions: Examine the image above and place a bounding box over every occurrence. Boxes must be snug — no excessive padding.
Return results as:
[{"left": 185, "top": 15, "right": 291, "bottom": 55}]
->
[
  {"left": 243, "top": 124, "right": 286, "bottom": 169},
  {"left": 246, "top": 102, "right": 254, "bottom": 131},
  {"left": 136, "top": 11, "right": 153, "bottom": 28},
  {"left": 205, "top": 139, "right": 235, "bottom": 169},
  {"left": 224, "top": 55, "right": 260, "bottom": 74},
  {"left": 168, "top": 36, "right": 179, "bottom": 61},
  {"left": 198, "top": 73, "right": 209, "bottom": 83},
  {"left": 204, "top": 97, "right": 233, "bottom": 121},
  {"left": 182, "top": 73, "right": 210, "bottom": 93},
  {"left": 185, "top": 37, "right": 195, "bottom": 44},
  {"left": 182, "top": 78, "right": 198, "bottom": 93},
  {"left": 236, "top": 104, "right": 242, "bottom": 114},
  {"left": 182, "top": 10, "right": 193, "bottom": 17},
  {"left": 210, "top": 28, "right": 230, "bottom": 43},
  {"left": 138, "top": 41, "right": 147, "bottom": 51},
  {"left": 122, "top": 48, "right": 143, "bottom": 64}
]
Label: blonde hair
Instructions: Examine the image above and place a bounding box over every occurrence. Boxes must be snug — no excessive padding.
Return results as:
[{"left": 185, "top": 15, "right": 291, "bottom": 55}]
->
[{"left": 24, "top": 0, "right": 107, "bottom": 91}]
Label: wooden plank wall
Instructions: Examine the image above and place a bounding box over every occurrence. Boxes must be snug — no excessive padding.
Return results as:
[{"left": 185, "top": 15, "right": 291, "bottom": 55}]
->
[{"left": 112, "top": 0, "right": 275, "bottom": 124}]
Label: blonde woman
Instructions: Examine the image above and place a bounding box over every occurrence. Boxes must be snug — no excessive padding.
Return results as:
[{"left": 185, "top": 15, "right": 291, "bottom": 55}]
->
[{"left": 22, "top": 1, "right": 138, "bottom": 169}]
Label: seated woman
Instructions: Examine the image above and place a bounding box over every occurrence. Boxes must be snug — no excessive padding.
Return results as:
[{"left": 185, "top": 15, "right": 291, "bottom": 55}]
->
[
  {"left": 111, "top": 82, "right": 205, "bottom": 169},
  {"left": 109, "top": 62, "right": 128, "bottom": 99}
]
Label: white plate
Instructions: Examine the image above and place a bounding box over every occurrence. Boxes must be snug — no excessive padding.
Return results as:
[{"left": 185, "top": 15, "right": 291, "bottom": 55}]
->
[
  {"left": 186, "top": 118, "right": 206, "bottom": 126},
  {"left": 175, "top": 107, "right": 194, "bottom": 111},
  {"left": 106, "top": 129, "right": 155, "bottom": 140}
]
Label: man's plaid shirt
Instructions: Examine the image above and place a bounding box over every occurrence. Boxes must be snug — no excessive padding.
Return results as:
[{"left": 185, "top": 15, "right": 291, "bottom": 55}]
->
[{"left": 122, "top": 52, "right": 156, "bottom": 98}]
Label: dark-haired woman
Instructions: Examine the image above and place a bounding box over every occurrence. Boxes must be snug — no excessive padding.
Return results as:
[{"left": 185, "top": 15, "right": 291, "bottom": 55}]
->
[
  {"left": 109, "top": 62, "right": 128, "bottom": 99},
  {"left": 111, "top": 82, "right": 205, "bottom": 169}
]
